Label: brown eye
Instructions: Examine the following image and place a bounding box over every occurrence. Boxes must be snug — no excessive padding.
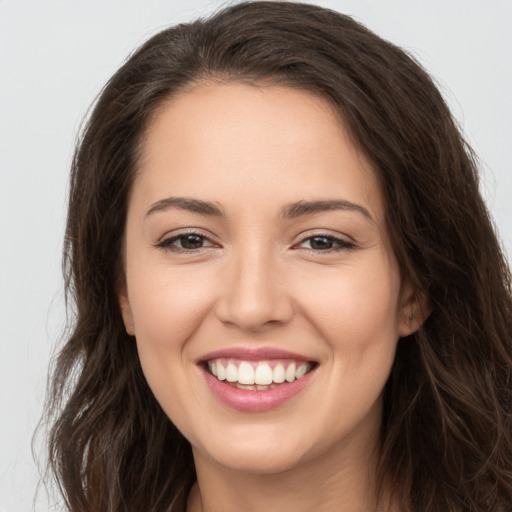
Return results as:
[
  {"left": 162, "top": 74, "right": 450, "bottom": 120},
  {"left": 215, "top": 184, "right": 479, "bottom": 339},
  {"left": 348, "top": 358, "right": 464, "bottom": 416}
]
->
[
  {"left": 179, "top": 234, "right": 206, "bottom": 249},
  {"left": 297, "top": 235, "right": 355, "bottom": 252},
  {"left": 309, "top": 236, "right": 335, "bottom": 250},
  {"left": 157, "top": 232, "right": 217, "bottom": 252}
]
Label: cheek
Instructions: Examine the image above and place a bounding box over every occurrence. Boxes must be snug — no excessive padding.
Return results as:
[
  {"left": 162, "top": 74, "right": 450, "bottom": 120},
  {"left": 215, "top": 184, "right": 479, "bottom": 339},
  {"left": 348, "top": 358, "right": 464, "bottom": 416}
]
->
[
  {"left": 125, "top": 264, "right": 218, "bottom": 394},
  {"left": 128, "top": 264, "right": 210, "bottom": 340},
  {"left": 294, "top": 259, "right": 402, "bottom": 353},
  {"left": 294, "top": 259, "right": 402, "bottom": 427},
  {"left": 126, "top": 266, "right": 217, "bottom": 426}
]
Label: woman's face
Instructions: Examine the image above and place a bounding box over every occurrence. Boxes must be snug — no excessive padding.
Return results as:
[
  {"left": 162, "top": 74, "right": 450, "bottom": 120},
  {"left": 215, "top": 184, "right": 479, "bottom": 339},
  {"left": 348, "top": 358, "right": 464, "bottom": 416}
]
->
[{"left": 120, "top": 83, "right": 419, "bottom": 475}]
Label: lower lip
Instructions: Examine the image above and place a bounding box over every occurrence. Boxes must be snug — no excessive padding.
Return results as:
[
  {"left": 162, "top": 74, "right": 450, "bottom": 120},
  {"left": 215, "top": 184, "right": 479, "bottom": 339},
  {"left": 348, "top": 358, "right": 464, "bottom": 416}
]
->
[{"left": 202, "top": 366, "right": 315, "bottom": 412}]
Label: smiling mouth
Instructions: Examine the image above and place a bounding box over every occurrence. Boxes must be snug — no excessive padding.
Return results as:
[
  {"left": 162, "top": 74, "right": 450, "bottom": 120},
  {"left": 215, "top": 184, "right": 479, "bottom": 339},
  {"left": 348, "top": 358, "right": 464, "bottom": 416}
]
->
[{"left": 205, "top": 358, "right": 316, "bottom": 391}]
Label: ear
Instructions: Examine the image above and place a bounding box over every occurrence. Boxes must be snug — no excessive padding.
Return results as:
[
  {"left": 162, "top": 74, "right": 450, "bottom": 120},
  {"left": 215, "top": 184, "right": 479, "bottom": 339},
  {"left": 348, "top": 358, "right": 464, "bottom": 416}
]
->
[
  {"left": 118, "top": 287, "right": 135, "bottom": 336},
  {"left": 398, "top": 283, "right": 430, "bottom": 338}
]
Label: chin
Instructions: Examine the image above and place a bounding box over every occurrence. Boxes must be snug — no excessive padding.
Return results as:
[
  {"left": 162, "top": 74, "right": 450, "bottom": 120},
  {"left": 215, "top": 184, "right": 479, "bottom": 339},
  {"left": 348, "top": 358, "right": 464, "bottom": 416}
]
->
[
  {"left": 203, "top": 443, "right": 307, "bottom": 475},
  {"left": 190, "top": 420, "right": 324, "bottom": 476}
]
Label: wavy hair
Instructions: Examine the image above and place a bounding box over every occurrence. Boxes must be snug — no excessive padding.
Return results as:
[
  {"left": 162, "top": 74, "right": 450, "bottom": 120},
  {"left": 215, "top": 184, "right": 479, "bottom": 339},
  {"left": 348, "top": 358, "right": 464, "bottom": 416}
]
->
[{"left": 44, "top": 2, "right": 512, "bottom": 511}]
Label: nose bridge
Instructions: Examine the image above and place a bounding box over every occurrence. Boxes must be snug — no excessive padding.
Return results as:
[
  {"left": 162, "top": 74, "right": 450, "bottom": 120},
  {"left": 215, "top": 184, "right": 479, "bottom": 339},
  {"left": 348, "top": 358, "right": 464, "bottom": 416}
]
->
[{"left": 216, "top": 241, "right": 292, "bottom": 330}]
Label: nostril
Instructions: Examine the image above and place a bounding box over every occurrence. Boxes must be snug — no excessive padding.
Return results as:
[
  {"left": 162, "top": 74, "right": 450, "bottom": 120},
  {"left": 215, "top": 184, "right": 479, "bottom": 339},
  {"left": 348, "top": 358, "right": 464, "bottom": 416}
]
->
[
  {"left": 213, "top": 263, "right": 294, "bottom": 331},
  {"left": 214, "top": 297, "right": 294, "bottom": 332}
]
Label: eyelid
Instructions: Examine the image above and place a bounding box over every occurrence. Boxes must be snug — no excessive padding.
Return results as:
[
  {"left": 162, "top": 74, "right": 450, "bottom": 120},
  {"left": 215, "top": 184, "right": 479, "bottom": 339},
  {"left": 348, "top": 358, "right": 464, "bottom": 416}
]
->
[
  {"left": 291, "top": 231, "right": 357, "bottom": 252},
  {"left": 154, "top": 228, "right": 221, "bottom": 251}
]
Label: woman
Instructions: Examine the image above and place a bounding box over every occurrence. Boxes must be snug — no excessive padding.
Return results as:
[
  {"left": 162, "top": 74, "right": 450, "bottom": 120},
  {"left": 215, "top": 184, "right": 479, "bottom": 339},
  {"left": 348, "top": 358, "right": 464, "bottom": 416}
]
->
[{"left": 46, "top": 2, "right": 512, "bottom": 511}]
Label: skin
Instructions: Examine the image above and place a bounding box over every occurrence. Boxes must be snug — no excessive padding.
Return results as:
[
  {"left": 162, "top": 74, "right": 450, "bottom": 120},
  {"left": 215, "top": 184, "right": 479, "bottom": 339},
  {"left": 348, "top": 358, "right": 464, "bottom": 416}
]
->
[{"left": 119, "top": 83, "right": 425, "bottom": 512}]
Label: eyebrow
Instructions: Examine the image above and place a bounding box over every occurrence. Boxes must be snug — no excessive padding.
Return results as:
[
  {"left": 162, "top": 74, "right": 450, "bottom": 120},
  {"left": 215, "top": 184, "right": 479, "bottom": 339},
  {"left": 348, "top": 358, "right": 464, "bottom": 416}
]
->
[
  {"left": 145, "top": 196, "right": 373, "bottom": 222},
  {"left": 145, "top": 197, "right": 225, "bottom": 218},
  {"left": 280, "top": 199, "right": 374, "bottom": 222}
]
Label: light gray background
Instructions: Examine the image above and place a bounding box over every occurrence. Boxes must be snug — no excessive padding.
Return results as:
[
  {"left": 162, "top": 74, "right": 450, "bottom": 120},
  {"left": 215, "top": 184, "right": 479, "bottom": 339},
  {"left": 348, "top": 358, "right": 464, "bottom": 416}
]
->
[{"left": 1, "top": 1, "right": 511, "bottom": 510}]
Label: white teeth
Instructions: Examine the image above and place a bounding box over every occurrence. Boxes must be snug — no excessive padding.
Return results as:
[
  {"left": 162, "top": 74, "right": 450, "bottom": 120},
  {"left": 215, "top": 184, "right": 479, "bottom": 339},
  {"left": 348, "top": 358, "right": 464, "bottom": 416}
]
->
[
  {"left": 208, "top": 359, "right": 313, "bottom": 386},
  {"left": 295, "top": 363, "right": 308, "bottom": 379},
  {"left": 236, "top": 383, "right": 255, "bottom": 390},
  {"left": 236, "top": 383, "right": 276, "bottom": 391},
  {"left": 273, "top": 364, "right": 286, "bottom": 383},
  {"left": 238, "top": 361, "right": 255, "bottom": 385},
  {"left": 216, "top": 361, "right": 226, "bottom": 381},
  {"left": 226, "top": 362, "right": 238, "bottom": 382},
  {"left": 285, "top": 362, "right": 296, "bottom": 382},
  {"left": 254, "top": 363, "right": 273, "bottom": 385}
]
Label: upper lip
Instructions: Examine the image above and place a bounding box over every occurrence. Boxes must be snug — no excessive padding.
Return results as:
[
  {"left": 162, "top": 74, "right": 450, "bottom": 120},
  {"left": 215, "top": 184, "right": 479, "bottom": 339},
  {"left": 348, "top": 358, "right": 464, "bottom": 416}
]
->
[{"left": 198, "top": 347, "right": 316, "bottom": 363}]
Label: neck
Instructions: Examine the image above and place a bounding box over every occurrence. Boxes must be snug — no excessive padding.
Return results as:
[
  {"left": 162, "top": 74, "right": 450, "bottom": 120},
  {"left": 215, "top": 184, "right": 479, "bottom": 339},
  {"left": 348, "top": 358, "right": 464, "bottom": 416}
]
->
[{"left": 187, "top": 433, "right": 392, "bottom": 512}]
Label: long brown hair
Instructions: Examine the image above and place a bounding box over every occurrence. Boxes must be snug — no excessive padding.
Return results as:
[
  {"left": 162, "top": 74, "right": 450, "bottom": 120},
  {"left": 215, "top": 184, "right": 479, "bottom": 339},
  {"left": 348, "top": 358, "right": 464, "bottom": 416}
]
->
[{"left": 44, "top": 2, "right": 512, "bottom": 511}]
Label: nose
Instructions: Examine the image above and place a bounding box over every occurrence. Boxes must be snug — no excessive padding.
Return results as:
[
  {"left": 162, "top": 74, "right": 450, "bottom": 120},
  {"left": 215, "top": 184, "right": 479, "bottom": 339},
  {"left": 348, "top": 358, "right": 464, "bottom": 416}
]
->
[{"left": 214, "top": 245, "right": 294, "bottom": 332}]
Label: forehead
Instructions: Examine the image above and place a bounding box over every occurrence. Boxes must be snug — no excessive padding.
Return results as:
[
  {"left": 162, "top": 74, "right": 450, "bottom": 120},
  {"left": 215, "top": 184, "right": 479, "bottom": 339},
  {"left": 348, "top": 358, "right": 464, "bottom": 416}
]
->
[{"left": 134, "top": 82, "right": 383, "bottom": 221}]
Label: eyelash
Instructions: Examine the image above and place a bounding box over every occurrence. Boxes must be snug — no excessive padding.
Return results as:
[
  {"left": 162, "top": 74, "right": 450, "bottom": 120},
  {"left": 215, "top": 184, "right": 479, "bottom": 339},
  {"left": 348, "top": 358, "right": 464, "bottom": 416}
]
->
[
  {"left": 155, "top": 231, "right": 218, "bottom": 252},
  {"left": 294, "top": 234, "right": 356, "bottom": 253},
  {"left": 155, "top": 231, "right": 356, "bottom": 253}
]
